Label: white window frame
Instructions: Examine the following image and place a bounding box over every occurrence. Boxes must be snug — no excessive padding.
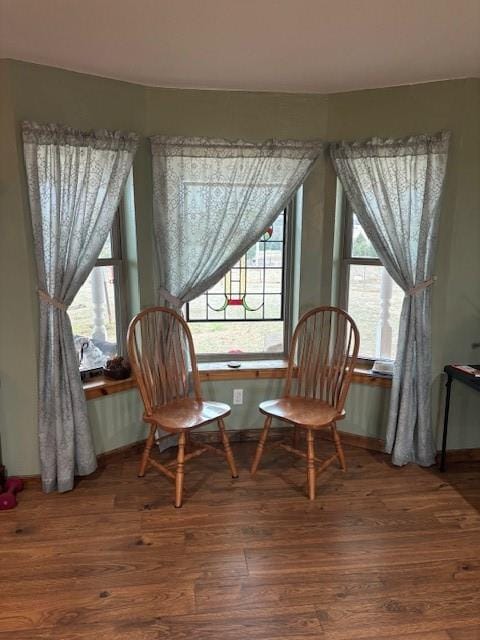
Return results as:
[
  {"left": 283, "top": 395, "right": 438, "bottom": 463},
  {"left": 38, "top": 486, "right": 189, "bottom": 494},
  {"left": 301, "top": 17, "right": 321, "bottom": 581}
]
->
[
  {"left": 77, "top": 206, "right": 128, "bottom": 378},
  {"left": 340, "top": 202, "right": 396, "bottom": 366}
]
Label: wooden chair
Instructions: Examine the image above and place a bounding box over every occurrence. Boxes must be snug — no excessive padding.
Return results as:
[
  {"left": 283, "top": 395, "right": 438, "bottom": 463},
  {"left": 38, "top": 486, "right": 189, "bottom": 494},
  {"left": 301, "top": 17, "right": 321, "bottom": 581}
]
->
[
  {"left": 251, "top": 306, "right": 360, "bottom": 500},
  {"left": 127, "top": 306, "right": 238, "bottom": 507}
]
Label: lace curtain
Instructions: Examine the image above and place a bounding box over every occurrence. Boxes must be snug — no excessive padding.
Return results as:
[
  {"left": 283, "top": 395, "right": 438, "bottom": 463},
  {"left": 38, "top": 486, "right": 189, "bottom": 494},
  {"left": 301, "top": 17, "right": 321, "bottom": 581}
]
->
[
  {"left": 150, "top": 136, "right": 323, "bottom": 307},
  {"left": 330, "top": 132, "right": 450, "bottom": 466},
  {"left": 23, "top": 122, "right": 138, "bottom": 492}
]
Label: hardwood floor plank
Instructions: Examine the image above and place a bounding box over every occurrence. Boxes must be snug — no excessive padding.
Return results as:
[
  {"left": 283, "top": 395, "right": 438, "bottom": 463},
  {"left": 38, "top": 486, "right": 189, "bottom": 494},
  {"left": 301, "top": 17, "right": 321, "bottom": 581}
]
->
[
  {"left": 176, "top": 518, "right": 465, "bottom": 553},
  {"left": 341, "top": 633, "right": 451, "bottom": 640},
  {"left": 0, "top": 627, "right": 159, "bottom": 640},
  {"left": 150, "top": 605, "right": 325, "bottom": 639},
  {"left": 194, "top": 562, "right": 480, "bottom": 613},
  {"left": 1, "top": 511, "right": 143, "bottom": 545},
  {"left": 447, "top": 627, "right": 480, "bottom": 639},
  {"left": 318, "top": 591, "right": 480, "bottom": 639},
  {"left": 0, "top": 582, "right": 195, "bottom": 633},
  {"left": 0, "top": 548, "right": 248, "bottom": 594},
  {"left": 244, "top": 531, "right": 480, "bottom": 576},
  {"left": 340, "top": 633, "right": 450, "bottom": 640}
]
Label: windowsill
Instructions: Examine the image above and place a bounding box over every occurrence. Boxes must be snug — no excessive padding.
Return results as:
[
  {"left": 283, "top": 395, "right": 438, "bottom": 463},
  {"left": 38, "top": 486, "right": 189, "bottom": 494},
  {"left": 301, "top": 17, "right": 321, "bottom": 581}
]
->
[
  {"left": 352, "top": 366, "right": 393, "bottom": 387},
  {"left": 84, "top": 360, "right": 391, "bottom": 400},
  {"left": 83, "top": 375, "right": 137, "bottom": 400},
  {"left": 198, "top": 359, "right": 290, "bottom": 380},
  {"left": 199, "top": 360, "right": 392, "bottom": 386}
]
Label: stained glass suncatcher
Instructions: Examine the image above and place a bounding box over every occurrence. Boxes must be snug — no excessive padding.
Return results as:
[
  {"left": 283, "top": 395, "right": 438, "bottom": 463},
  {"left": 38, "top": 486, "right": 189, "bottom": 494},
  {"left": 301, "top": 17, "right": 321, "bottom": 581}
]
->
[{"left": 187, "top": 209, "right": 286, "bottom": 322}]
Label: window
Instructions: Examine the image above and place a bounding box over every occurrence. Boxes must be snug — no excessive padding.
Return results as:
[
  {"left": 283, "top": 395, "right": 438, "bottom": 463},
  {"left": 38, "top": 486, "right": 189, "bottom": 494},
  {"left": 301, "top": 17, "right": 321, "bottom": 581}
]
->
[
  {"left": 187, "top": 205, "right": 293, "bottom": 358},
  {"left": 68, "top": 209, "right": 127, "bottom": 374},
  {"left": 341, "top": 206, "right": 403, "bottom": 363}
]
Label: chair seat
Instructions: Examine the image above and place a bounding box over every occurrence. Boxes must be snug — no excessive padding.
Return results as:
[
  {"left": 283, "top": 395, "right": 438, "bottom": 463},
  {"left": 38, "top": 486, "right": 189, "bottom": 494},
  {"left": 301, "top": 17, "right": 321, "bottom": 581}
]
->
[
  {"left": 144, "top": 398, "right": 231, "bottom": 432},
  {"left": 259, "top": 397, "right": 345, "bottom": 428}
]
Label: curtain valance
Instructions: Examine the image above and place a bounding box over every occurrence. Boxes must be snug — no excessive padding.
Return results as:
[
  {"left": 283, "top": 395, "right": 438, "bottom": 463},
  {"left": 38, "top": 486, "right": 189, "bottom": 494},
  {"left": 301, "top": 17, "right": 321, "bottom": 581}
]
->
[
  {"left": 330, "top": 131, "right": 450, "bottom": 159},
  {"left": 22, "top": 121, "right": 139, "bottom": 151},
  {"left": 151, "top": 135, "right": 324, "bottom": 158}
]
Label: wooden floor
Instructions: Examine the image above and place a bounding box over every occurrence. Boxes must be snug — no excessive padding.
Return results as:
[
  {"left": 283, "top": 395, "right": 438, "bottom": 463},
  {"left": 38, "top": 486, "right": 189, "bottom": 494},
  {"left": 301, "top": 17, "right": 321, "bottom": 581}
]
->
[{"left": 1, "top": 439, "right": 480, "bottom": 639}]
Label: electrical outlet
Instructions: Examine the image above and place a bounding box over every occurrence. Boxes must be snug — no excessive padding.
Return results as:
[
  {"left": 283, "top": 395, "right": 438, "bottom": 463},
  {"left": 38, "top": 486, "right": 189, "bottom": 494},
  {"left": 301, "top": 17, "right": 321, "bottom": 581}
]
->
[{"left": 233, "top": 388, "right": 243, "bottom": 405}]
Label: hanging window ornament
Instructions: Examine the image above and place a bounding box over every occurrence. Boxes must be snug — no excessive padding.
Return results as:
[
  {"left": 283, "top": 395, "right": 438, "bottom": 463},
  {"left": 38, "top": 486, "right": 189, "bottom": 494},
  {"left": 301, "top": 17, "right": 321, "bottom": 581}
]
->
[{"left": 261, "top": 226, "right": 273, "bottom": 241}]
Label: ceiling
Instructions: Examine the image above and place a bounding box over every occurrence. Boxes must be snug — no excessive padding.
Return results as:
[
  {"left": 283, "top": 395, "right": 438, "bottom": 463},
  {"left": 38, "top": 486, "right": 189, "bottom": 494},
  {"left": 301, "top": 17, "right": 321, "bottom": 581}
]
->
[{"left": 1, "top": 0, "right": 479, "bottom": 94}]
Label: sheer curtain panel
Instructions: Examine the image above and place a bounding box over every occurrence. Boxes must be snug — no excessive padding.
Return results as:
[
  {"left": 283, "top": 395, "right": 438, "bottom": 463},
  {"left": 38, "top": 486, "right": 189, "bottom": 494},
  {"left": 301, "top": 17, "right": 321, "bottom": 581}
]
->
[
  {"left": 23, "top": 122, "right": 138, "bottom": 492},
  {"left": 330, "top": 132, "right": 450, "bottom": 466},
  {"left": 150, "top": 136, "right": 323, "bottom": 307}
]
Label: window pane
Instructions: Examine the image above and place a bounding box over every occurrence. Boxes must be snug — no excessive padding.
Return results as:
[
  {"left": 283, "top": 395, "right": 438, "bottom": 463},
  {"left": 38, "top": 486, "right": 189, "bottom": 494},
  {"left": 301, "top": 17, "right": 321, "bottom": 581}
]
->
[
  {"left": 189, "top": 321, "right": 284, "bottom": 355},
  {"left": 187, "top": 208, "right": 287, "bottom": 355},
  {"left": 351, "top": 214, "right": 378, "bottom": 258},
  {"left": 347, "top": 264, "right": 403, "bottom": 360},
  {"left": 97, "top": 234, "right": 113, "bottom": 259},
  {"left": 188, "top": 211, "right": 285, "bottom": 325},
  {"left": 69, "top": 266, "right": 119, "bottom": 371}
]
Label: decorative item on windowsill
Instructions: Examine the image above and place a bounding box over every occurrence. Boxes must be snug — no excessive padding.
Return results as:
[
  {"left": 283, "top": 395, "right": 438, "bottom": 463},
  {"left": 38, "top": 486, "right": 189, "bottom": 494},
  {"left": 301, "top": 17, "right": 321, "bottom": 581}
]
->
[
  {"left": 77, "top": 337, "right": 107, "bottom": 382},
  {"left": 371, "top": 359, "right": 394, "bottom": 377},
  {"left": 103, "top": 356, "right": 131, "bottom": 380}
]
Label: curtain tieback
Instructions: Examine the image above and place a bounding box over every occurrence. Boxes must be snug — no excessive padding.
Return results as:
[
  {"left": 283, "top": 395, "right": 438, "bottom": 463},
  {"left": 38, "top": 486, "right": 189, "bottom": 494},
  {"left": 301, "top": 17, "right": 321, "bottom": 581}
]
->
[
  {"left": 158, "top": 287, "right": 183, "bottom": 308},
  {"left": 37, "top": 289, "right": 68, "bottom": 311},
  {"left": 406, "top": 276, "right": 436, "bottom": 297}
]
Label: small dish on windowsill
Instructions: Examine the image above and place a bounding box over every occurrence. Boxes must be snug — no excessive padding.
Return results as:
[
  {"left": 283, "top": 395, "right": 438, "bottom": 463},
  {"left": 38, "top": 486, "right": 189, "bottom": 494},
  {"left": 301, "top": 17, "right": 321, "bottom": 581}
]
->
[{"left": 103, "top": 356, "right": 131, "bottom": 381}]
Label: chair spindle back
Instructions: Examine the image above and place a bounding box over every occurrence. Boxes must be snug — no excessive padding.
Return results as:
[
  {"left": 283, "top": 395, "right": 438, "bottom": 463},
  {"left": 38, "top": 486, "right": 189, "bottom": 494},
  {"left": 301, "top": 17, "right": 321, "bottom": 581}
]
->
[
  {"left": 127, "top": 306, "right": 201, "bottom": 415},
  {"left": 284, "top": 307, "right": 360, "bottom": 412}
]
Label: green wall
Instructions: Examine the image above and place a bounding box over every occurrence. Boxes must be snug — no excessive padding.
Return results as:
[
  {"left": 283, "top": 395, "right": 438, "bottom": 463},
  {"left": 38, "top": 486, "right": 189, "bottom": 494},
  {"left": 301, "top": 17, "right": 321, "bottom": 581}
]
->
[{"left": 0, "top": 59, "right": 478, "bottom": 476}]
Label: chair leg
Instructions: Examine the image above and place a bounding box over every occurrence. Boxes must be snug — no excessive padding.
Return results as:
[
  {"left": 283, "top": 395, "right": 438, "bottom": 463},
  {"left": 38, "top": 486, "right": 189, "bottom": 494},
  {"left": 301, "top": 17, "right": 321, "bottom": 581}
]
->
[
  {"left": 306, "top": 429, "right": 316, "bottom": 501},
  {"left": 184, "top": 430, "right": 191, "bottom": 454},
  {"left": 251, "top": 415, "right": 272, "bottom": 476},
  {"left": 218, "top": 418, "right": 239, "bottom": 478},
  {"left": 174, "top": 432, "right": 186, "bottom": 508},
  {"left": 331, "top": 423, "right": 347, "bottom": 472},
  {"left": 292, "top": 425, "right": 299, "bottom": 448},
  {"left": 138, "top": 425, "right": 156, "bottom": 477}
]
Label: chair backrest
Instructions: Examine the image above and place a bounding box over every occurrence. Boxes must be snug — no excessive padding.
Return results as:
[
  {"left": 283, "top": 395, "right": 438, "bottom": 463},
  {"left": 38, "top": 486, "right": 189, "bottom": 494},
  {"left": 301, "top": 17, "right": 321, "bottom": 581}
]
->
[
  {"left": 127, "top": 306, "right": 201, "bottom": 415},
  {"left": 284, "top": 306, "right": 360, "bottom": 412}
]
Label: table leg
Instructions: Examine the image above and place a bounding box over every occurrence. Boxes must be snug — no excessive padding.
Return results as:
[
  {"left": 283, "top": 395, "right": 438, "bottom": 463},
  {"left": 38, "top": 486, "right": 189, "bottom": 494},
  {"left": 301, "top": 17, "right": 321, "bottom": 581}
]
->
[{"left": 440, "top": 375, "right": 452, "bottom": 472}]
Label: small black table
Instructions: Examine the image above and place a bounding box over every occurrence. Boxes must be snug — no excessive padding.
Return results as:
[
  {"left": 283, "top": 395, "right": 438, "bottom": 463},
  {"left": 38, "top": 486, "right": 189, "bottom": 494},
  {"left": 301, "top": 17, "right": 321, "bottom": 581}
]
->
[{"left": 441, "top": 365, "right": 480, "bottom": 471}]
